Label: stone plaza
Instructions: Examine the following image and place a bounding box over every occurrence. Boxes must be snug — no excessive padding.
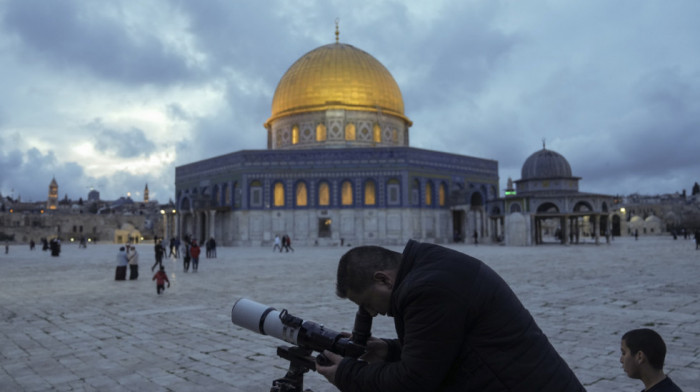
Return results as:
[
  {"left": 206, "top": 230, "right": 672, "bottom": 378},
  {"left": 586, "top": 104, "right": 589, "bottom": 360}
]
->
[{"left": 1, "top": 236, "right": 698, "bottom": 391}]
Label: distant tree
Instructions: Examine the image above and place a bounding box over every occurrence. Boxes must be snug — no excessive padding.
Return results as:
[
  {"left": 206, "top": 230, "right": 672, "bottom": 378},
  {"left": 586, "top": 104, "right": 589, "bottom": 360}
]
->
[
  {"left": 693, "top": 182, "right": 700, "bottom": 196},
  {"left": 78, "top": 197, "right": 83, "bottom": 205}
]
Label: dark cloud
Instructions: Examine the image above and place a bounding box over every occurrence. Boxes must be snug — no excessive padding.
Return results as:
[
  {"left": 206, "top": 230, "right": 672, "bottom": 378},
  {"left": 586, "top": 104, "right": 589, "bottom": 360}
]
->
[
  {"left": 174, "top": 82, "right": 269, "bottom": 167},
  {"left": 2, "top": 0, "right": 198, "bottom": 86},
  {"left": 1, "top": 1, "right": 699, "bottom": 202},
  {"left": 0, "top": 145, "right": 85, "bottom": 202},
  {"left": 89, "top": 121, "right": 157, "bottom": 158}
]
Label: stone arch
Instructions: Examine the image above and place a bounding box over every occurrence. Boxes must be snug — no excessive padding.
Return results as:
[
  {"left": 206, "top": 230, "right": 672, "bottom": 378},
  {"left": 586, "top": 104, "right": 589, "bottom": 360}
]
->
[
  {"left": 573, "top": 201, "right": 593, "bottom": 212},
  {"left": 537, "top": 202, "right": 559, "bottom": 213},
  {"left": 470, "top": 192, "right": 484, "bottom": 209},
  {"left": 213, "top": 184, "right": 221, "bottom": 206}
]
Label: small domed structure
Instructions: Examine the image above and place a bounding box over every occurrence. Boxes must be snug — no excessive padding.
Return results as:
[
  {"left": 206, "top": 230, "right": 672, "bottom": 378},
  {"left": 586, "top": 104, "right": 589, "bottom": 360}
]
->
[{"left": 505, "top": 143, "right": 614, "bottom": 246}]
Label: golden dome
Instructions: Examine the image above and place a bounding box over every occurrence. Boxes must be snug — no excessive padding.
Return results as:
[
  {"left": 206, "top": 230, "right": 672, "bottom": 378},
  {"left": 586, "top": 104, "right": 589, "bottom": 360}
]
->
[{"left": 265, "top": 42, "right": 411, "bottom": 127}]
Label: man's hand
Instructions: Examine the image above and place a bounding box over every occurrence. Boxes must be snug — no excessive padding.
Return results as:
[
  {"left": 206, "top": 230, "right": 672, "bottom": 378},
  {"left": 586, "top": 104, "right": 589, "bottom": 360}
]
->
[
  {"left": 315, "top": 350, "right": 343, "bottom": 385},
  {"left": 360, "top": 337, "right": 389, "bottom": 363}
]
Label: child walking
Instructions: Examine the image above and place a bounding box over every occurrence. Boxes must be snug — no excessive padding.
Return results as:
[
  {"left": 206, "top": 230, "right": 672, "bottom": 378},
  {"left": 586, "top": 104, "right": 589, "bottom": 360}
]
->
[{"left": 152, "top": 266, "right": 170, "bottom": 294}]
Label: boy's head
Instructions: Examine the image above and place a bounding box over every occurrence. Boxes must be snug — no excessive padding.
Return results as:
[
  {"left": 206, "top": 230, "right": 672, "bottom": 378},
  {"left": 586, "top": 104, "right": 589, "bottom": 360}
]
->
[
  {"left": 620, "top": 328, "right": 667, "bottom": 379},
  {"left": 160, "top": 266, "right": 165, "bottom": 271}
]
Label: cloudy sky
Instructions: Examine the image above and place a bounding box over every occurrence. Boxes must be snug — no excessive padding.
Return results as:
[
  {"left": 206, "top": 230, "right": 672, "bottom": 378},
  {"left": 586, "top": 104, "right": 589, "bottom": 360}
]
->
[{"left": 1, "top": 0, "right": 698, "bottom": 203}]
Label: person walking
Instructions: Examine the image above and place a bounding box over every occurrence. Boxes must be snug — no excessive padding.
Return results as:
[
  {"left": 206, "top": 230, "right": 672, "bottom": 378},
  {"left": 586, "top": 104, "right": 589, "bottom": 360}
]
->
[
  {"left": 127, "top": 245, "right": 139, "bottom": 280},
  {"left": 183, "top": 241, "right": 191, "bottom": 272},
  {"left": 282, "top": 234, "right": 294, "bottom": 252},
  {"left": 208, "top": 237, "right": 217, "bottom": 258},
  {"left": 151, "top": 240, "right": 166, "bottom": 272},
  {"left": 273, "top": 234, "right": 282, "bottom": 252},
  {"left": 152, "top": 266, "right": 170, "bottom": 295},
  {"left": 115, "top": 246, "right": 128, "bottom": 281},
  {"left": 190, "top": 240, "right": 201, "bottom": 272}
]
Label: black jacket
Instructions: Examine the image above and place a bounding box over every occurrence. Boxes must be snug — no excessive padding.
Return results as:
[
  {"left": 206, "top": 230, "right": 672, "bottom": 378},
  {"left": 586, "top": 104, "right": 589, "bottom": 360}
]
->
[{"left": 334, "top": 240, "right": 585, "bottom": 391}]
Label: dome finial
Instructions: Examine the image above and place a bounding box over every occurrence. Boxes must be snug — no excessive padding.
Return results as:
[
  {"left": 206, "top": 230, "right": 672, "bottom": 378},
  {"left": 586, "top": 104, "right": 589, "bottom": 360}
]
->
[
  {"left": 335, "top": 18, "right": 340, "bottom": 43},
  {"left": 542, "top": 138, "right": 546, "bottom": 150}
]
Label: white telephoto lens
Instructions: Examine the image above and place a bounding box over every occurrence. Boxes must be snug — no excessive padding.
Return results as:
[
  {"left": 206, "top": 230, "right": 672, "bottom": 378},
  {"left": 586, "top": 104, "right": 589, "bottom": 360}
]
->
[{"left": 231, "top": 298, "right": 300, "bottom": 345}]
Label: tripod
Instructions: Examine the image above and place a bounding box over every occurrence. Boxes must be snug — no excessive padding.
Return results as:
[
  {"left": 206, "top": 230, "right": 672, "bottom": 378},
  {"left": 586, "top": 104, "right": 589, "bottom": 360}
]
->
[{"left": 270, "top": 346, "right": 318, "bottom": 392}]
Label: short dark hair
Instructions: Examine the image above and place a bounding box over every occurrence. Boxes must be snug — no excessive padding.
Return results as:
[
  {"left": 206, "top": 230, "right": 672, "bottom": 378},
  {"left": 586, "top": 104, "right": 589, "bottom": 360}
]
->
[
  {"left": 336, "top": 246, "right": 402, "bottom": 298},
  {"left": 622, "top": 328, "right": 667, "bottom": 370}
]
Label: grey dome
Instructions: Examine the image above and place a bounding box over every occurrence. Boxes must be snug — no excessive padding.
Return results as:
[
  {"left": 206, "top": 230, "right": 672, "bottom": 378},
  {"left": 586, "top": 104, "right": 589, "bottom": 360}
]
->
[{"left": 521, "top": 148, "right": 573, "bottom": 180}]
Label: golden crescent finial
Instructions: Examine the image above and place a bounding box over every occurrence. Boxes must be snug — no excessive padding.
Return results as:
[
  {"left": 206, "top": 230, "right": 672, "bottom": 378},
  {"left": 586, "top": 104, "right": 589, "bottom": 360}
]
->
[{"left": 335, "top": 18, "right": 339, "bottom": 43}]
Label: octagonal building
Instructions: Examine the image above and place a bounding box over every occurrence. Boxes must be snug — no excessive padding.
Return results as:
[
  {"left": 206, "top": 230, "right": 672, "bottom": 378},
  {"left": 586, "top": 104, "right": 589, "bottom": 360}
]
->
[{"left": 174, "top": 35, "right": 500, "bottom": 246}]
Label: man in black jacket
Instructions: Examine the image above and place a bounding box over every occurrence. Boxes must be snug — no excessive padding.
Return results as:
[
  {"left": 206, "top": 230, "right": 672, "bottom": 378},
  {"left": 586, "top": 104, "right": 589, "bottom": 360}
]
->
[{"left": 316, "top": 240, "right": 586, "bottom": 391}]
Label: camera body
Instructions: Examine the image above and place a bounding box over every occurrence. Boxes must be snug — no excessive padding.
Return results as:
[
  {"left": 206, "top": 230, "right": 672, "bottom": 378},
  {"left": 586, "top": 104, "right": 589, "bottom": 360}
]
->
[{"left": 231, "top": 298, "right": 371, "bottom": 360}]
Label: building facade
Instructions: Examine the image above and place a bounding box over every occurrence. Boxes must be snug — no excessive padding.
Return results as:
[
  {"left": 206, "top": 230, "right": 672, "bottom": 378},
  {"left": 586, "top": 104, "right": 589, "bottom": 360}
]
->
[
  {"left": 501, "top": 146, "right": 615, "bottom": 245},
  {"left": 175, "top": 37, "right": 500, "bottom": 246}
]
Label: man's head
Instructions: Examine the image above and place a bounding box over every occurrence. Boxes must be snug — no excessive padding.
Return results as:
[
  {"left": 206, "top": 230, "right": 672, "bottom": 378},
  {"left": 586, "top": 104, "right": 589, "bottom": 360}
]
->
[
  {"left": 620, "top": 328, "right": 667, "bottom": 378},
  {"left": 336, "top": 246, "right": 402, "bottom": 316}
]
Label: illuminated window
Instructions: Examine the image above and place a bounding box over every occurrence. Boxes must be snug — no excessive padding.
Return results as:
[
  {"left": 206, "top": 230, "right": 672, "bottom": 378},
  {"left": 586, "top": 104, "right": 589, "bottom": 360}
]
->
[
  {"left": 373, "top": 124, "right": 381, "bottom": 143},
  {"left": 345, "top": 123, "right": 356, "bottom": 141},
  {"left": 316, "top": 123, "right": 327, "bottom": 141},
  {"left": 439, "top": 183, "right": 446, "bottom": 206},
  {"left": 392, "top": 129, "right": 399, "bottom": 143},
  {"left": 296, "top": 182, "right": 308, "bottom": 207},
  {"left": 318, "top": 182, "right": 330, "bottom": 206},
  {"left": 387, "top": 179, "right": 400, "bottom": 205},
  {"left": 292, "top": 125, "right": 299, "bottom": 145},
  {"left": 426, "top": 182, "right": 433, "bottom": 206},
  {"left": 341, "top": 181, "right": 353, "bottom": 205},
  {"left": 274, "top": 182, "right": 285, "bottom": 207},
  {"left": 364, "top": 180, "right": 376, "bottom": 205}
]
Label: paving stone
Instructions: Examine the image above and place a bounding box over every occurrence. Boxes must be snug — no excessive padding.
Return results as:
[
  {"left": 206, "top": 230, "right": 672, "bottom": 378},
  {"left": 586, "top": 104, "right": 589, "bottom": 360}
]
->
[{"left": 0, "top": 237, "right": 698, "bottom": 391}]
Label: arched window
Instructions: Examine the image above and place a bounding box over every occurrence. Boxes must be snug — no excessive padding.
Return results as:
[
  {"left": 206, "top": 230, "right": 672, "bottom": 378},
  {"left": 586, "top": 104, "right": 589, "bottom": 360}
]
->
[
  {"left": 224, "top": 184, "right": 231, "bottom": 205},
  {"left": 345, "top": 123, "right": 356, "bottom": 141},
  {"left": 425, "top": 181, "right": 433, "bottom": 206},
  {"left": 387, "top": 178, "right": 400, "bottom": 205},
  {"left": 213, "top": 186, "right": 220, "bottom": 206},
  {"left": 295, "top": 182, "right": 308, "bottom": 207},
  {"left": 250, "top": 180, "right": 263, "bottom": 208},
  {"left": 392, "top": 129, "right": 399, "bottom": 143},
  {"left": 292, "top": 125, "right": 299, "bottom": 145},
  {"left": 411, "top": 179, "right": 420, "bottom": 206},
  {"left": 364, "top": 180, "right": 376, "bottom": 206},
  {"left": 274, "top": 182, "right": 285, "bottom": 207},
  {"left": 341, "top": 180, "right": 353, "bottom": 205},
  {"left": 373, "top": 124, "right": 381, "bottom": 143},
  {"left": 233, "top": 182, "right": 240, "bottom": 208},
  {"left": 438, "top": 183, "right": 446, "bottom": 206},
  {"left": 316, "top": 123, "right": 327, "bottom": 142},
  {"left": 318, "top": 181, "right": 330, "bottom": 206}
]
